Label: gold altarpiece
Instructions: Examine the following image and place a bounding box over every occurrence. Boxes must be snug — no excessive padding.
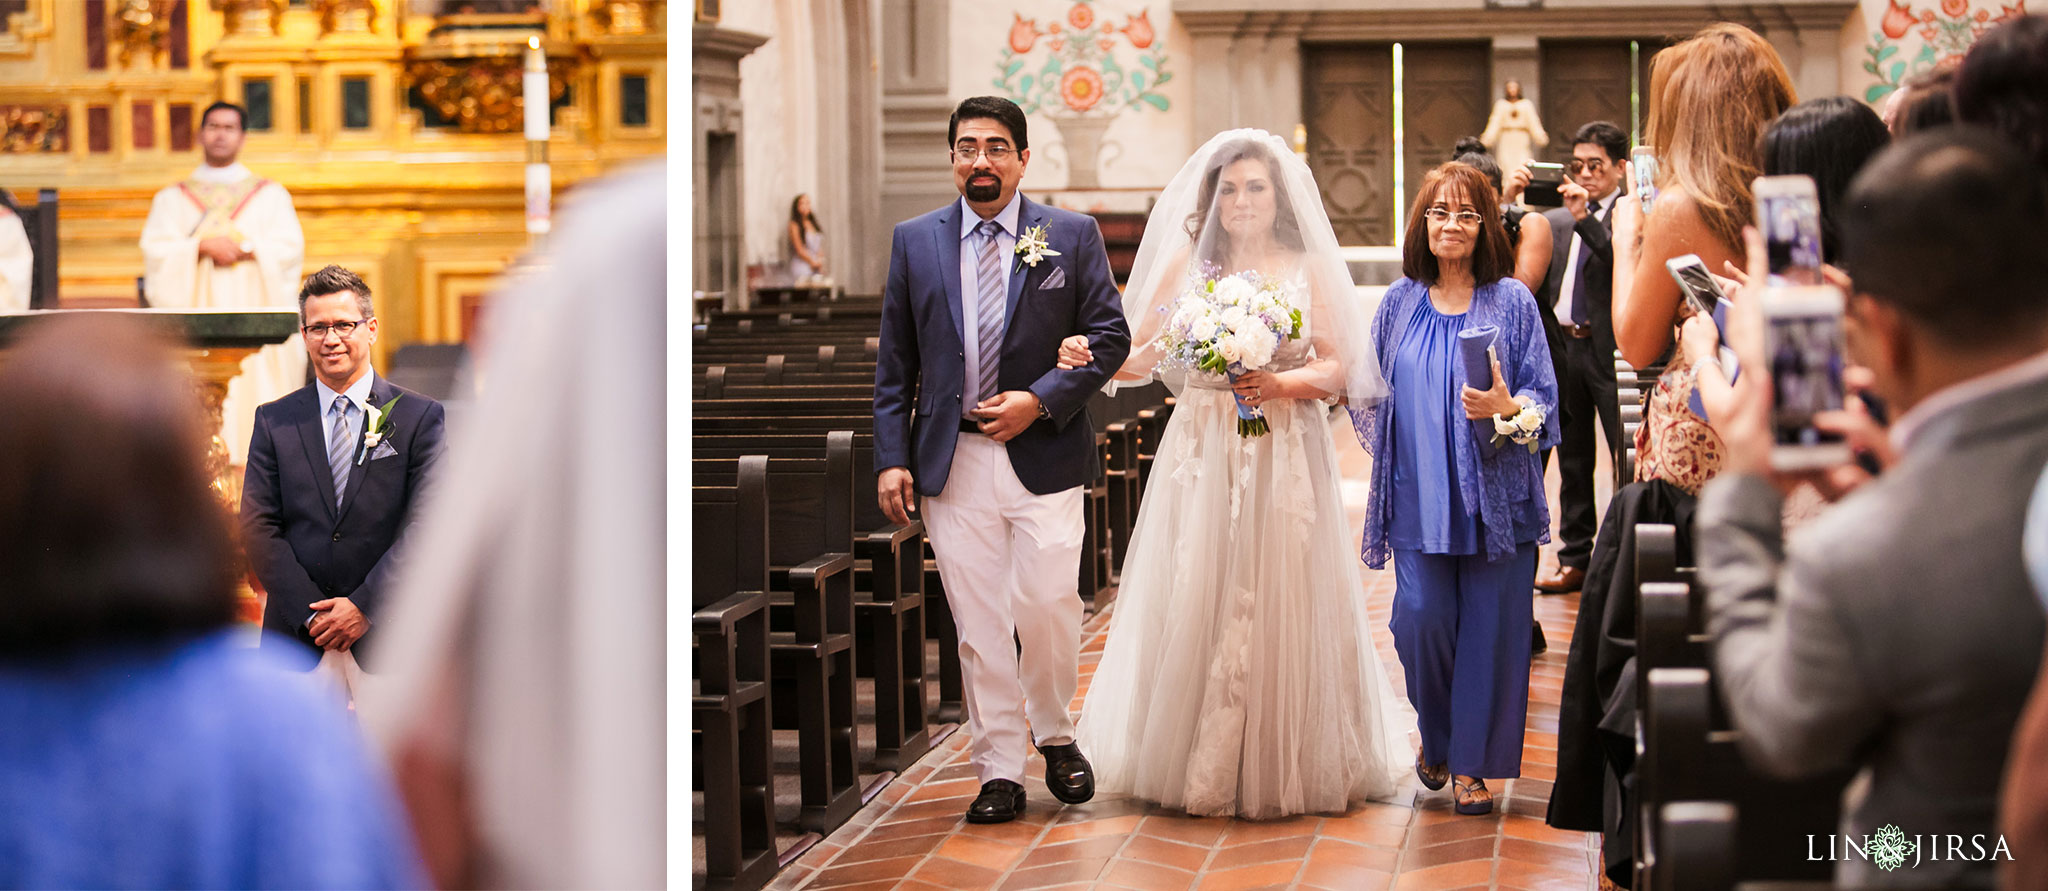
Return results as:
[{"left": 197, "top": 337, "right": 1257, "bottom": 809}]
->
[{"left": 0, "top": 0, "right": 665, "bottom": 366}]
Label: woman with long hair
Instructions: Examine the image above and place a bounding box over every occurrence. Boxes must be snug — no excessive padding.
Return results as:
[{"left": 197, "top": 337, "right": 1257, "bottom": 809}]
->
[
  {"left": 1067, "top": 131, "right": 1409, "bottom": 819},
  {"left": 787, "top": 192, "right": 825, "bottom": 280},
  {"left": 1610, "top": 22, "right": 1794, "bottom": 494}
]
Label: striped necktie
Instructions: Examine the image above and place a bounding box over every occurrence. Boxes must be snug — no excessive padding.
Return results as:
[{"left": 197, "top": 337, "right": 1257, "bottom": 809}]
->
[
  {"left": 974, "top": 219, "right": 1006, "bottom": 406},
  {"left": 327, "top": 395, "right": 355, "bottom": 508}
]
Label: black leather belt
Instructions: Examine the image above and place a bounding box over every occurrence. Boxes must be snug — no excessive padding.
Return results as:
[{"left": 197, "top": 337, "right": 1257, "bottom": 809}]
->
[
  {"left": 1564, "top": 323, "right": 1595, "bottom": 339},
  {"left": 959, "top": 418, "right": 984, "bottom": 434}
]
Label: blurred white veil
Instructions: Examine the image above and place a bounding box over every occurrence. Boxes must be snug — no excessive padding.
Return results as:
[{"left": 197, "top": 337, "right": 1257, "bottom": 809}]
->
[{"left": 1117, "top": 128, "right": 1387, "bottom": 405}]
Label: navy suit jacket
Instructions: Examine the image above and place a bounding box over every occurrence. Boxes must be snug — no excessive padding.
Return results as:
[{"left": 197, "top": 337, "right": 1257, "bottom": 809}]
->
[
  {"left": 241, "top": 374, "right": 446, "bottom": 666},
  {"left": 1536, "top": 204, "right": 1619, "bottom": 377},
  {"left": 874, "top": 195, "right": 1131, "bottom": 497}
]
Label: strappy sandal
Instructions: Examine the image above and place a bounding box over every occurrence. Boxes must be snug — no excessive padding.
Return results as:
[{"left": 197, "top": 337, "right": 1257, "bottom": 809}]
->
[
  {"left": 1453, "top": 776, "right": 1493, "bottom": 816},
  {"left": 1415, "top": 754, "right": 1448, "bottom": 791}
]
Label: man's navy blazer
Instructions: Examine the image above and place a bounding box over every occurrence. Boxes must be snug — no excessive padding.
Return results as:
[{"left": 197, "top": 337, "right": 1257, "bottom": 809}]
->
[
  {"left": 874, "top": 194, "right": 1131, "bottom": 497},
  {"left": 240, "top": 373, "right": 445, "bottom": 666}
]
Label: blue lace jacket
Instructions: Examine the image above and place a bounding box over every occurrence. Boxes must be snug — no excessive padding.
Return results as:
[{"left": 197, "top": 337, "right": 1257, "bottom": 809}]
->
[{"left": 1350, "top": 276, "right": 1561, "bottom": 568}]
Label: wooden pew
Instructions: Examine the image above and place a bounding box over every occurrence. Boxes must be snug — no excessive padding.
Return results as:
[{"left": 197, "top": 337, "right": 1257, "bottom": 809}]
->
[
  {"left": 692, "top": 456, "right": 778, "bottom": 891},
  {"left": 1633, "top": 525, "right": 1849, "bottom": 889},
  {"left": 1653, "top": 801, "right": 1740, "bottom": 891},
  {"left": 693, "top": 439, "right": 864, "bottom": 836},
  {"left": 1640, "top": 668, "right": 1845, "bottom": 887},
  {"left": 694, "top": 430, "right": 935, "bottom": 772}
]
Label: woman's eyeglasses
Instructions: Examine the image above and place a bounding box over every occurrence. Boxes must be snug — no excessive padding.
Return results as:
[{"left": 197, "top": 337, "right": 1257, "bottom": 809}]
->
[{"left": 1423, "top": 207, "right": 1485, "bottom": 227}]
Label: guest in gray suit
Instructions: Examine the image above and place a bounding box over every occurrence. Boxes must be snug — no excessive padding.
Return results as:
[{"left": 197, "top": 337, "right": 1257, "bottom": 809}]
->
[{"left": 1697, "top": 128, "right": 2048, "bottom": 888}]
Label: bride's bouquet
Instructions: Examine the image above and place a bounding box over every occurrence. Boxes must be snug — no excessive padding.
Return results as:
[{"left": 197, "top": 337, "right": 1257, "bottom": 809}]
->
[{"left": 1155, "top": 268, "right": 1304, "bottom": 436}]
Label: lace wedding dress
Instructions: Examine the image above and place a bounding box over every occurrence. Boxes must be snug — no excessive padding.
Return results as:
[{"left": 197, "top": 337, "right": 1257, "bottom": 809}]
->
[{"left": 1077, "top": 271, "right": 1412, "bottom": 819}]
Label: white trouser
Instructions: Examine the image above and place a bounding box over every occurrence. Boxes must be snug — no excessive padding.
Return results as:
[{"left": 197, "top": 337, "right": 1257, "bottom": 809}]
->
[{"left": 921, "top": 431, "right": 1086, "bottom": 785}]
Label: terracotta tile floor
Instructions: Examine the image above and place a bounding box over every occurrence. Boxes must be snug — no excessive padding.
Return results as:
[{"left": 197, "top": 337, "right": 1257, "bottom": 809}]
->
[{"left": 769, "top": 414, "right": 1607, "bottom": 890}]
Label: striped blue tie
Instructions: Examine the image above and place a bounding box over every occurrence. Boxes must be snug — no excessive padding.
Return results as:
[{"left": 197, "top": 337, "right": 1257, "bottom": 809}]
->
[
  {"left": 974, "top": 220, "right": 1006, "bottom": 407},
  {"left": 327, "top": 396, "right": 355, "bottom": 508}
]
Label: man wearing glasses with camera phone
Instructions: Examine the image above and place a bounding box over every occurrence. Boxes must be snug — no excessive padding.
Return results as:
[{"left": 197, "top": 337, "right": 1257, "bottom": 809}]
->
[
  {"left": 242, "top": 264, "right": 447, "bottom": 671},
  {"left": 1521, "top": 122, "right": 1628, "bottom": 595}
]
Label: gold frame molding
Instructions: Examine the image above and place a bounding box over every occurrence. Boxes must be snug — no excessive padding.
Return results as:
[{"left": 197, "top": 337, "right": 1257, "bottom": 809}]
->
[{"left": 0, "top": 0, "right": 56, "bottom": 57}]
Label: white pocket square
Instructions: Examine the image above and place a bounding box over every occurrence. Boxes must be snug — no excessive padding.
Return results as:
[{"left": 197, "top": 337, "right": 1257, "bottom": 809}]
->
[
  {"left": 370, "top": 441, "right": 398, "bottom": 461},
  {"left": 1039, "top": 266, "right": 1067, "bottom": 290}
]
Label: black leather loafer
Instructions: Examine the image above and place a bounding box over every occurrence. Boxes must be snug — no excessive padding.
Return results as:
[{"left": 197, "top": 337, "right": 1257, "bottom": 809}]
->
[
  {"left": 1037, "top": 742, "right": 1096, "bottom": 805},
  {"left": 966, "top": 779, "right": 1026, "bottom": 824}
]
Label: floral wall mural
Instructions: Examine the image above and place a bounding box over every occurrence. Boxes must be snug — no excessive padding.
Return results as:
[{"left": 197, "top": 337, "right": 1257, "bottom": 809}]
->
[
  {"left": 1860, "top": 0, "right": 2029, "bottom": 101},
  {"left": 975, "top": 1, "right": 1175, "bottom": 191}
]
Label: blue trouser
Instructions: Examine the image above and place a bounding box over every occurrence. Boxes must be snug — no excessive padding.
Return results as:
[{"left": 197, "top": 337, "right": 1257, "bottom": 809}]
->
[{"left": 1391, "top": 543, "right": 1538, "bottom": 778}]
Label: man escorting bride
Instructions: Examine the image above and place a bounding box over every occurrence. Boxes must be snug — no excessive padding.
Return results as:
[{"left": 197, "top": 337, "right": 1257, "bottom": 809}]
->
[
  {"left": 1069, "top": 130, "right": 1411, "bottom": 819},
  {"left": 889, "top": 114, "right": 1555, "bottom": 822}
]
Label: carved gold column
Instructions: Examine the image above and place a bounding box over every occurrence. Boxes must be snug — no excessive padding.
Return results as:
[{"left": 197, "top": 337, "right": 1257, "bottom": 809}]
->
[{"left": 185, "top": 342, "right": 263, "bottom": 623}]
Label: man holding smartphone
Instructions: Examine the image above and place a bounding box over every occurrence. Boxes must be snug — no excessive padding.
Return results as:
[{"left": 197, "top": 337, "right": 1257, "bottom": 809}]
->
[
  {"left": 1524, "top": 121, "right": 1628, "bottom": 594},
  {"left": 1701, "top": 128, "right": 2048, "bottom": 890}
]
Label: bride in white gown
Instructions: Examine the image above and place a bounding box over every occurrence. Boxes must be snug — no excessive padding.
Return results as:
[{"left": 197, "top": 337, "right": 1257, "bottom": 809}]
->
[{"left": 1070, "top": 130, "right": 1413, "bottom": 819}]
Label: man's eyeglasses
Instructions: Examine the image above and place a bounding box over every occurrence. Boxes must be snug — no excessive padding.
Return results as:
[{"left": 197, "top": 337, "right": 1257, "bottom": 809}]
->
[
  {"left": 1424, "top": 207, "right": 1486, "bottom": 227},
  {"left": 1566, "top": 159, "right": 1609, "bottom": 175},
  {"left": 952, "top": 145, "right": 1016, "bottom": 164},
  {"left": 303, "top": 320, "right": 367, "bottom": 340}
]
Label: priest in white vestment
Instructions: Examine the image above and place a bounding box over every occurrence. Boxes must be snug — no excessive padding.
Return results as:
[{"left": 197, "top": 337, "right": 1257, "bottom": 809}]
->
[
  {"left": 0, "top": 195, "right": 32, "bottom": 312},
  {"left": 140, "top": 100, "right": 306, "bottom": 466}
]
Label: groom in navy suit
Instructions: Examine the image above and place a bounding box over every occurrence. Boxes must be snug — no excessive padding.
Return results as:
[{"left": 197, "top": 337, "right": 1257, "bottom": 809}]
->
[
  {"left": 242, "top": 264, "right": 445, "bottom": 667},
  {"left": 874, "top": 96, "right": 1130, "bottom": 823}
]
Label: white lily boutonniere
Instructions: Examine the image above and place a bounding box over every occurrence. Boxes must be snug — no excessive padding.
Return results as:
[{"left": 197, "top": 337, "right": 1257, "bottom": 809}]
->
[
  {"left": 357, "top": 393, "right": 404, "bottom": 466},
  {"left": 1015, "top": 224, "right": 1060, "bottom": 269}
]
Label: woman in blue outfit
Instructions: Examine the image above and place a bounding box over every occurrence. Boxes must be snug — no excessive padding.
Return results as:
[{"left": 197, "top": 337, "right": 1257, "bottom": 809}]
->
[
  {"left": 1352, "top": 162, "right": 1559, "bottom": 816},
  {"left": 0, "top": 316, "right": 425, "bottom": 889}
]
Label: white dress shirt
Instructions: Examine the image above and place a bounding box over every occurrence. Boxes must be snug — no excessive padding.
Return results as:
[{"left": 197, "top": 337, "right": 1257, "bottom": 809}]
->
[
  {"left": 1554, "top": 193, "right": 1614, "bottom": 327},
  {"left": 316, "top": 366, "right": 378, "bottom": 450}
]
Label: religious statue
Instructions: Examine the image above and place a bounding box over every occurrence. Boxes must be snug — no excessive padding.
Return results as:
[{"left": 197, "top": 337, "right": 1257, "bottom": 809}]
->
[{"left": 1480, "top": 79, "right": 1548, "bottom": 174}]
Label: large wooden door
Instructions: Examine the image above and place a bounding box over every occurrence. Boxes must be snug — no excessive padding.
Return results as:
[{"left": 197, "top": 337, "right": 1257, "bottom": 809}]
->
[
  {"left": 1401, "top": 42, "right": 1491, "bottom": 212},
  {"left": 1539, "top": 39, "right": 1670, "bottom": 159},
  {"left": 1303, "top": 44, "right": 1394, "bottom": 246}
]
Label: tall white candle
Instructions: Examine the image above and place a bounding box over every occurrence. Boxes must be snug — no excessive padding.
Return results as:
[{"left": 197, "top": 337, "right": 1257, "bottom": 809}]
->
[
  {"left": 524, "top": 35, "right": 550, "bottom": 236},
  {"left": 524, "top": 35, "right": 547, "bottom": 142}
]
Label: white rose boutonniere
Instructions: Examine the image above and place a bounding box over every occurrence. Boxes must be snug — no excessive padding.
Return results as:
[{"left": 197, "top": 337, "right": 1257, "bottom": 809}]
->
[
  {"left": 357, "top": 393, "right": 404, "bottom": 465},
  {"left": 1014, "top": 224, "right": 1060, "bottom": 269}
]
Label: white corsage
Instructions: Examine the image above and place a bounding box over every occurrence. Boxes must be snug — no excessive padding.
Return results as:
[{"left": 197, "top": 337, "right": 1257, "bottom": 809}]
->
[
  {"left": 1491, "top": 401, "right": 1547, "bottom": 454},
  {"left": 1014, "top": 224, "right": 1060, "bottom": 268}
]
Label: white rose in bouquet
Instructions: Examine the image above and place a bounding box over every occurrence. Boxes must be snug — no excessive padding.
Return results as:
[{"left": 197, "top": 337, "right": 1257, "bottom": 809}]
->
[
  {"left": 1215, "top": 336, "right": 1244, "bottom": 365},
  {"left": 1515, "top": 407, "right": 1545, "bottom": 435},
  {"left": 1191, "top": 315, "right": 1220, "bottom": 343},
  {"left": 1218, "top": 305, "right": 1248, "bottom": 328},
  {"left": 1212, "top": 277, "right": 1256, "bottom": 307}
]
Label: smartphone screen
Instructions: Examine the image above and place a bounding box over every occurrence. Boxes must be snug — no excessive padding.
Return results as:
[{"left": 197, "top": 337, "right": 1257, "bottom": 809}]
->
[
  {"left": 1763, "top": 285, "right": 1850, "bottom": 469},
  {"left": 1665, "top": 254, "right": 1723, "bottom": 317},
  {"left": 1631, "top": 147, "right": 1659, "bottom": 215},
  {"left": 1756, "top": 175, "right": 1825, "bottom": 286}
]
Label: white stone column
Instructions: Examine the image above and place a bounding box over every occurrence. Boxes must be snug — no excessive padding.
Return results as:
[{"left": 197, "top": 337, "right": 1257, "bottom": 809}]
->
[
  {"left": 1188, "top": 26, "right": 1240, "bottom": 142},
  {"left": 881, "top": 0, "right": 956, "bottom": 238}
]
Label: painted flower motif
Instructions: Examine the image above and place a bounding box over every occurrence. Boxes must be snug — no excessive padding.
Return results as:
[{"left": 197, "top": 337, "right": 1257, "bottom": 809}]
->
[
  {"left": 1008, "top": 13, "right": 1039, "bottom": 54},
  {"left": 1994, "top": 1, "right": 2029, "bottom": 24},
  {"left": 1099, "top": 37, "right": 1116, "bottom": 52},
  {"left": 1121, "top": 10, "right": 1155, "bottom": 49},
  {"left": 1978, "top": 8, "right": 1992, "bottom": 19},
  {"left": 1068, "top": 2, "right": 1094, "bottom": 30},
  {"left": 1060, "top": 66, "right": 1105, "bottom": 112},
  {"left": 1941, "top": 0, "right": 1968, "bottom": 17},
  {"left": 1881, "top": 0, "right": 1916, "bottom": 38}
]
